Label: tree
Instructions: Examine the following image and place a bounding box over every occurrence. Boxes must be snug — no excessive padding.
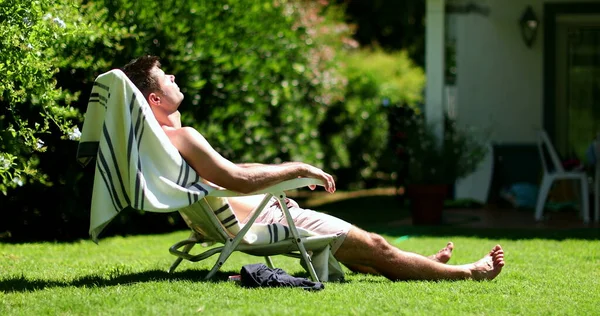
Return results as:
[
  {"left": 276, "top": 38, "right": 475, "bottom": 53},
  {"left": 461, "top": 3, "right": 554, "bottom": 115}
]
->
[{"left": 336, "top": 0, "right": 426, "bottom": 65}]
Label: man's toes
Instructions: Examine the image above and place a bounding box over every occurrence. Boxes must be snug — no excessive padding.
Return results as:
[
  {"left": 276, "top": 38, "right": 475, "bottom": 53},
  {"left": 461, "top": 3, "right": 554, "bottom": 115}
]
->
[
  {"left": 495, "top": 258, "right": 505, "bottom": 267},
  {"left": 492, "top": 251, "right": 504, "bottom": 266},
  {"left": 490, "top": 245, "right": 503, "bottom": 255},
  {"left": 446, "top": 242, "right": 454, "bottom": 251}
]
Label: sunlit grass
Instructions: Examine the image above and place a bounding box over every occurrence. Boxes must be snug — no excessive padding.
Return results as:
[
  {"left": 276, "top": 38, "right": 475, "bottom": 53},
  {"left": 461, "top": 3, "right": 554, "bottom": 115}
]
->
[{"left": 2, "top": 230, "right": 598, "bottom": 315}]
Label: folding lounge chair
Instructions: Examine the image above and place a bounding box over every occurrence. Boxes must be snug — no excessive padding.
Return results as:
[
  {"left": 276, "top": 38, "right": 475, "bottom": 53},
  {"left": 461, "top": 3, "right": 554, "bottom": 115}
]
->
[
  {"left": 169, "top": 179, "right": 343, "bottom": 282},
  {"left": 76, "top": 69, "right": 344, "bottom": 282}
]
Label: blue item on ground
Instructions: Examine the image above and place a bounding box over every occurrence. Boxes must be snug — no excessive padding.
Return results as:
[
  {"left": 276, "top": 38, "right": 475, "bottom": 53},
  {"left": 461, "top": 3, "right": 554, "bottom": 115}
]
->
[{"left": 506, "top": 183, "right": 539, "bottom": 209}]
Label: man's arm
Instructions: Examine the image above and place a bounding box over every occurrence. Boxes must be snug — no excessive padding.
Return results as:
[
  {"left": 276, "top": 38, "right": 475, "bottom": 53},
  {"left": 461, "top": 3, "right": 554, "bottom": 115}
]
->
[
  {"left": 236, "top": 163, "right": 265, "bottom": 168},
  {"left": 165, "top": 126, "right": 335, "bottom": 194}
]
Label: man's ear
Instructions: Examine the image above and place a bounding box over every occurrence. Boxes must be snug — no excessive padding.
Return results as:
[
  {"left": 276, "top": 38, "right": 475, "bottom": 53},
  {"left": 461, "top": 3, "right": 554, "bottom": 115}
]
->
[{"left": 148, "top": 92, "right": 161, "bottom": 107}]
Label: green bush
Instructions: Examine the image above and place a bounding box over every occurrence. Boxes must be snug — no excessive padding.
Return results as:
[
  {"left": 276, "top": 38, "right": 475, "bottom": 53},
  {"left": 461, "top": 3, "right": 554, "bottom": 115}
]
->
[
  {"left": 90, "top": 0, "right": 349, "bottom": 167},
  {"left": 397, "top": 113, "right": 489, "bottom": 185},
  {"left": 0, "top": 0, "right": 130, "bottom": 194},
  {"left": 320, "top": 49, "right": 425, "bottom": 188},
  {"left": 0, "top": 0, "right": 131, "bottom": 240},
  {"left": 0, "top": 0, "right": 426, "bottom": 241},
  {"left": 0, "top": 0, "right": 353, "bottom": 241}
]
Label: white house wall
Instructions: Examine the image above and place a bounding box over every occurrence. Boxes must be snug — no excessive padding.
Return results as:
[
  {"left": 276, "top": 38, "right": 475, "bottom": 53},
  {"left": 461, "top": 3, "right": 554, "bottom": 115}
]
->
[
  {"left": 454, "top": 0, "right": 597, "bottom": 143},
  {"left": 447, "top": 0, "right": 598, "bottom": 202}
]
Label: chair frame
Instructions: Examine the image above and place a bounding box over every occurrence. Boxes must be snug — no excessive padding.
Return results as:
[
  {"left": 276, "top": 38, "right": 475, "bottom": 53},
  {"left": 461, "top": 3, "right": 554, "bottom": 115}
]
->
[
  {"left": 168, "top": 178, "right": 338, "bottom": 282},
  {"left": 535, "top": 130, "right": 590, "bottom": 223}
]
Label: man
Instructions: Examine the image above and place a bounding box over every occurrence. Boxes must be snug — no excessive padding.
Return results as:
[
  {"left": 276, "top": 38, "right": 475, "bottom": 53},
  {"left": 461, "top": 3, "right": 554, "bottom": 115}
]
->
[{"left": 122, "top": 56, "right": 504, "bottom": 281}]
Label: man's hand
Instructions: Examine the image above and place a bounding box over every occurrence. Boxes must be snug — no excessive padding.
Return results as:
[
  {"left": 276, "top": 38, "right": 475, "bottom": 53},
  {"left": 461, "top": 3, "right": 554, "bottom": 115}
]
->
[{"left": 302, "top": 164, "right": 336, "bottom": 193}]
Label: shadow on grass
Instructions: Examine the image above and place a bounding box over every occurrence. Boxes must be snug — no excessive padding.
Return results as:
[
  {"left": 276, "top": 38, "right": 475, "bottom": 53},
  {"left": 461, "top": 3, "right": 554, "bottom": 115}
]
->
[
  {"left": 310, "top": 194, "right": 600, "bottom": 241},
  {"left": 0, "top": 267, "right": 354, "bottom": 293},
  {"left": 0, "top": 269, "right": 239, "bottom": 293}
]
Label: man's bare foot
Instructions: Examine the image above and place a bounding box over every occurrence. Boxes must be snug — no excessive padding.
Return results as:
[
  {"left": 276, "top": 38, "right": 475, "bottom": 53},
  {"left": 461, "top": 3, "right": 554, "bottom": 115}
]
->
[
  {"left": 470, "top": 245, "right": 505, "bottom": 281},
  {"left": 428, "top": 242, "right": 454, "bottom": 264}
]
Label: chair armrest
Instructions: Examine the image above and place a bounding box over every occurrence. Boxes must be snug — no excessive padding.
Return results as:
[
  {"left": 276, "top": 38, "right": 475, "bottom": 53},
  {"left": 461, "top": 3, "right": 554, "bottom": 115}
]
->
[{"left": 208, "top": 178, "right": 324, "bottom": 197}]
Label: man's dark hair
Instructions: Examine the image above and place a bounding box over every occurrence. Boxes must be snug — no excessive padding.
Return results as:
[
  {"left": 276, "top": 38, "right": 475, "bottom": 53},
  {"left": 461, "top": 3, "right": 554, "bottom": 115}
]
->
[{"left": 121, "top": 55, "right": 162, "bottom": 98}]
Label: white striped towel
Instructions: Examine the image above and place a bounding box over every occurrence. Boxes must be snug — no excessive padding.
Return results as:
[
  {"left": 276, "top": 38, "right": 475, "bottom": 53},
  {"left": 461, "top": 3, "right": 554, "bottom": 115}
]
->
[
  {"left": 202, "top": 197, "right": 315, "bottom": 245},
  {"left": 76, "top": 69, "right": 314, "bottom": 245},
  {"left": 77, "top": 69, "right": 214, "bottom": 242}
]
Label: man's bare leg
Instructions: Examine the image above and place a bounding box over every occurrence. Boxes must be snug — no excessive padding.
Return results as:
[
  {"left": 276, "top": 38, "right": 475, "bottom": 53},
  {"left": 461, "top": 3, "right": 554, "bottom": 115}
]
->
[
  {"left": 335, "top": 227, "right": 504, "bottom": 281},
  {"left": 345, "top": 241, "right": 454, "bottom": 275}
]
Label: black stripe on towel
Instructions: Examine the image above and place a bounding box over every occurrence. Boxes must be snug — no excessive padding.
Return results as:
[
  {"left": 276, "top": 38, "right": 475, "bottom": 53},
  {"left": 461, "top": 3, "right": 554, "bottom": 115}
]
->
[
  {"left": 137, "top": 104, "right": 146, "bottom": 211},
  {"left": 133, "top": 93, "right": 148, "bottom": 210},
  {"left": 267, "top": 224, "right": 273, "bottom": 244},
  {"left": 94, "top": 81, "right": 109, "bottom": 91},
  {"left": 97, "top": 163, "right": 122, "bottom": 212},
  {"left": 273, "top": 224, "right": 279, "bottom": 242},
  {"left": 135, "top": 94, "right": 147, "bottom": 152},
  {"left": 214, "top": 204, "right": 229, "bottom": 215},
  {"left": 192, "top": 183, "right": 208, "bottom": 195},
  {"left": 130, "top": 94, "right": 146, "bottom": 210},
  {"left": 284, "top": 226, "right": 290, "bottom": 240},
  {"left": 127, "top": 99, "right": 137, "bottom": 207},
  {"left": 181, "top": 164, "right": 190, "bottom": 185},
  {"left": 181, "top": 165, "right": 192, "bottom": 205},
  {"left": 191, "top": 173, "right": 202, "bottom": 203},
  {"left": 98, "top": 149, "right": 123, "bottom": 211},
  {"left": 88, "top": 99, "right": 107, "bottom": 108},
  {"left": 222, "top": 215, "right": 238, "bottom": 228},
  {"left": 192, "top": 183, "right": 208, "bottom": 202},
  {"left": 90, "top": 92, "right": 108, "bottom": 103},
  {"left": 176, "top": 163, "right": 184, "bottom": 185},
  {"left": 102, "top": 125, "right": 131, "bottom": 206}
]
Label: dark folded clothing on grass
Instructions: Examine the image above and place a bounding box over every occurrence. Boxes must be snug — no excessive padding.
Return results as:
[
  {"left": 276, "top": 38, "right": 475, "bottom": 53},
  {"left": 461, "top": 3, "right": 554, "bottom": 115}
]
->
[{"left": 240, "top": 263, "right": 324, "bottom": 291}]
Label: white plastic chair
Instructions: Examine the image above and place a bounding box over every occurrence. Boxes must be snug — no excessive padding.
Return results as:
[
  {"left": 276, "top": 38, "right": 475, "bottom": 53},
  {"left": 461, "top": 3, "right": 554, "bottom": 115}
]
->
[
  {"left": 592, "top": 134, "right": 600, "bottom": 223},
  {"left": 535, "top": 130, "right": 590, "bottom": 223}
]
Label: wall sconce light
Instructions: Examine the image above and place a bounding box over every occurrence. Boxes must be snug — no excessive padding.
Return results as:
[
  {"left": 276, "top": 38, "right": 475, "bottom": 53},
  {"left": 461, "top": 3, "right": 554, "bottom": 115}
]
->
[{"left": 519, "top": 6, "right": 539, "bottom": 48}]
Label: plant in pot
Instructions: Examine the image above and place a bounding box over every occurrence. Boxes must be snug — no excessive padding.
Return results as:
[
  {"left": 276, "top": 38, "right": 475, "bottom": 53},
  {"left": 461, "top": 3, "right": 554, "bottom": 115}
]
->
[{"left": 396, "top": 113, "right": 488, "bottom": 225}]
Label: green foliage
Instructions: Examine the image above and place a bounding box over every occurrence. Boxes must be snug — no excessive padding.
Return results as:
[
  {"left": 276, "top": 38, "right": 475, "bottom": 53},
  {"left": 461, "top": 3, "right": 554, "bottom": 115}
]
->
[
  {"left": 343, "top": 49, "right": 425, "bottom": 108},
  {"left": 93, "top": 0, "right": 349, "bottom": 167},
  {"left": 320, "top": 49, "right": 425, "bottom": 188},
  {"left": 0, "top": 0, "right": 354, "bottom": 240},
  {"left": 0, "top": 0, "right": 133, "bottom": 241},
  {"left": 0, "top": 0, "right": 426, "bottom": 240},
  {"left": 339, "top": 0, "right": 426, "bottom": 66},
  {"left": 0, "top": 0, "right": 130, "bottom": 194},
  {"left": 398, "top": 114, "right": 489, "bottom": 185}
]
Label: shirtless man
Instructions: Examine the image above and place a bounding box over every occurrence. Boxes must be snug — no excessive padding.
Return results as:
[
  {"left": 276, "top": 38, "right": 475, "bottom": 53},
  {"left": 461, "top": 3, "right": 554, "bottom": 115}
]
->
[{"left": 122, "top": 56, "right": 504, "bottom": 281}]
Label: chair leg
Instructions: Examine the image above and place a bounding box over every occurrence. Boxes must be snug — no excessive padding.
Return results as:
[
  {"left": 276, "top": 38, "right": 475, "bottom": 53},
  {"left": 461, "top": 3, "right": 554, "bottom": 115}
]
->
[
  {"left": 168, "top": 242, "right": 196, "bottom": 273},
  {"left": 168, "top": 232, "right": 198, "bottom": 273},
  {"left": 265, "top": 256, "right": 275, "bottom": 269},
  {"left": 535, "top": 176, "right": 553, "bottom": 221},
  {"left": 205, "top": 238, "right": 237, "bottom": 280},
  {"left": 204, "top": 194, "right": 274, "bottom": 280},
  {"left": 580, "top": 176, "right": 590, "bottom": 224},
  {"left": 275, "top": 194, "right": 320, "bottom": 282}
]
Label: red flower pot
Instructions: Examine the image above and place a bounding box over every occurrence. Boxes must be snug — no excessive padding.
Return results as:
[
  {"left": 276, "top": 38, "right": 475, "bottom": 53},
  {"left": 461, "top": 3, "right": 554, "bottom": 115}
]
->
[{"left": 407, "top": 184, "right": 448, "bottom": 225}]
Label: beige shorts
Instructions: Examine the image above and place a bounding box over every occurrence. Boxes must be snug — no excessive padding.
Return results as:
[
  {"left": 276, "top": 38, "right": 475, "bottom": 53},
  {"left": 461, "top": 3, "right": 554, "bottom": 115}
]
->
[{"left": 240, "top": 198, "right": 352, "bottom": 254}]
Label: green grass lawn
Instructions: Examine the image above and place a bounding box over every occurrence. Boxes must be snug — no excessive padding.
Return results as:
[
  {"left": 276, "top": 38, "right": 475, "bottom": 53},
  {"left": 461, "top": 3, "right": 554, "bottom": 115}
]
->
[{"left": 2, "top": 227, "right": 599, "bottom": 315}]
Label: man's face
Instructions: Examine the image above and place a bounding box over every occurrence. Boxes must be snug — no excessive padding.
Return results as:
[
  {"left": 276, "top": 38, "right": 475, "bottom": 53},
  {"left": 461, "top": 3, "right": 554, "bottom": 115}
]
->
[{"left": 150, "top": 66, "right": 184, "bottom": 110}]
